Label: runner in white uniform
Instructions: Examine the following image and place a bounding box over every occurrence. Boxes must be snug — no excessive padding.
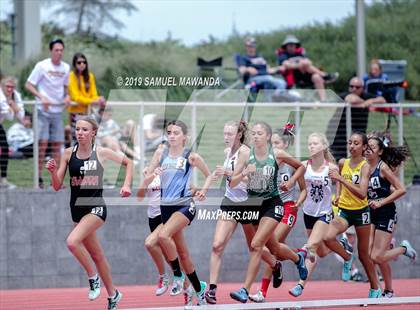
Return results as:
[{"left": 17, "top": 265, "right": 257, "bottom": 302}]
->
[
  {"left": 137, "top": 161, "right": 171, "bottom": 297},
  {"left": 289, "top": 132, "right": 338, "bottom": 297},
  {"left": 205, "top": 120, "right": 279, "bottom": 304}
]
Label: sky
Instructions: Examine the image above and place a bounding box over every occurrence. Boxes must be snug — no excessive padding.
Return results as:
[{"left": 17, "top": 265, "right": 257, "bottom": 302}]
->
[{"left": 0, "top": 0, "right": 374, "bottom": 46}]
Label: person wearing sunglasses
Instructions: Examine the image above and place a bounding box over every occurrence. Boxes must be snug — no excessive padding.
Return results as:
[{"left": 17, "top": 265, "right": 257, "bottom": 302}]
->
[
  {"left": 329, "top": 77, "right": 386, "bottom": 161},
  {"left": 0, "top": 76, "right": 24, "bottom": 189},
  {"left": 67, "top": 53, "right": 106, "bottom": 145}
]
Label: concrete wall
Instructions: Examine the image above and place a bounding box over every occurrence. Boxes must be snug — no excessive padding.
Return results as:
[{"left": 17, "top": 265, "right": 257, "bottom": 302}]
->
[{"left": 1, "top": 186, "right": 419, "bottom": 289}]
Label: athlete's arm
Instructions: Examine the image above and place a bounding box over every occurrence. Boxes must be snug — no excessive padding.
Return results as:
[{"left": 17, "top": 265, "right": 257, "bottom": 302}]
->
[
  {"left": 331, "top": 161, "right": 369, "bottom": 200},
  {"left": 295, "top": 175, "right": 307, "bottom": 209},
  {"left": 212, "top": 147, "right": 231, "bottom": 180},
  {"left": 332, "top": 159, "right": 345, "bottom": 205},
  {"left": 370, "top": 163, "right": 406, "bottom": 209},
  {"left": 229, "top": 146, "right": 251, "bottom": 188},
  {"left": 189, "top": 152, "right": 212, "bottom": 201},
  {"left": 46, "top": 148, "right": 71, "bottom": 191},
  {"left": 146, "top": 145, "right": 164, "bottom": 176},
  {"left": 99, "top": 147, "right": 133, "bottom": 197},
  {"left": 275, "top": 149, "right": 305, "bottom": 191}
]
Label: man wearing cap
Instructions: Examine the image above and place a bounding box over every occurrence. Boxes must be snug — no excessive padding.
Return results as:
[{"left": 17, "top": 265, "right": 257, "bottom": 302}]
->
[
  {"left": 237, "top": 37, "right": 286, "bottom": 95},
  {"left": 25, "top": 38, "right": 71, "bottom": 188},
  {"left": 276, "top": 34, "right": 338, "bottom": 101}
]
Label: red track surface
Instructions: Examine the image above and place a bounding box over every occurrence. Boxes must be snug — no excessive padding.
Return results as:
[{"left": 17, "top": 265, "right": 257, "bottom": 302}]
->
[{"left": 1, "top": 279, "right": 419, "bottom": 309}]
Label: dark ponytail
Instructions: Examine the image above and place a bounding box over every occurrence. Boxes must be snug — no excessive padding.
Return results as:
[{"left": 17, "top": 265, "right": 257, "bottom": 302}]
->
[{"left": 369, "top": 137, "right": 409, "bottom": 169}]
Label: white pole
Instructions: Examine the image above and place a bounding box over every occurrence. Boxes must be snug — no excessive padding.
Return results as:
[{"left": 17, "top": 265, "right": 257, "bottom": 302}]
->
[
  {"left": 398, "top": 103, "right": 404, "bottom": 183},
  {"left": 356, "top": 0, "right": 366, "bottom": 79},
  {"left": 33, "top": 107, "right": 39, "bottom": 188}
]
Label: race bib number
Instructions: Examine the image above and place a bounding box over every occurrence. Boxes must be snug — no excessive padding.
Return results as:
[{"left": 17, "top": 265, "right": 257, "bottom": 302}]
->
[
  {"left": 287, "top": 214, "right": 295, "bottom": 227},
  {"left": 370, "top": 176, "right": 380, "bottom": 189},
  {"left": 362, "top": 211, "right": 370, "bottom": 224},
  {"left": 263, "top": 165, "right": 275, "bottom": 177},
  {"left": 275, "top": 205, "right": 284, "bottom": 217},
  {"left": 176, "top": 157, "right": 187, "bottom": 170},
  {"left": 325, "top": 213, "right": 333, "bottom": 223},
  {"left": 83, "top": 160, "right": 97, "bottom": 171},
  {"left": 387, "top": 219, "right": 394, "bottom": 232},
  {"left": 91, "top": 207, "right": 103, "bottom": 217},
  {"left": 188, "top": 201, "right": 196, "bottom": 215}
]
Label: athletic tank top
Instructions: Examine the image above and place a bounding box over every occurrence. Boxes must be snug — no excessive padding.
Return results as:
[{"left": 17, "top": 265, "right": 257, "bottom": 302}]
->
[
  {"left": 69, "top": 144, "right": 105, "bottom": 208},
  {"left": 368, "top": 161, "right": 392, "bottom": 203},
  {"left": 302, "top": 160, "right": 332, "bottom": 217},
  {"left": 339, "top": 158, "right": 368, "bottom": 210},
  {"left": 224, "top": 148, "right": 247, "bottom": 202},
  {"left": 146, "top": 175, "right": 161, "bottom": 218},
  {"left": 277, "top": 163, "right": 296, "bottom": 203},
  {"left": 247, "top": 146, "right": 279, "bottom": 199},
  {"left": 160, "top": 147, "right": 193, "bottom": 205}
]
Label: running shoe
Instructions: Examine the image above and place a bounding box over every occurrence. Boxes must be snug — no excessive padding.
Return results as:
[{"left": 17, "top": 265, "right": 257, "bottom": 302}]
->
[
  {"left": 230, "top": 287, "right": 249, "bottom": 303},
  {"left": 184, "top": 285, "right": 193, "bottom": 306},
  {"left": 205, "top": 288, "right": 217, "bottom": 304},
  {"left": 272, "top": 260, "right": 283, "bottom": 288},
  {"left": 107, "top": 289, "right": 122, "bottom": 310},
  {"left": 170, "top": 273, "right": 185, "bottom": 296},
  {"left": 401, "top": 240, "right": 417, "bottom": 262},
  {"left": 350, "top": 271, "right": 364, "bottom": 282},
  {"left": 196, "top": 281, "right": 207, "bottom": 306},
  {"left": 382, "top": 290, "right": 394, "bottom": 298},
  {"left": 155, "top": 274, "right": 170, "bottom": 296},
  {"left": 342, "top": 255, "right": 353, "bottom": 282},
  {"left": 289, "top": 284, "right": 304, "bottom": 297},
  {"left": 340, "top": 236, "right": 354, "bottom": 256},
  {"left": 249, "top": 290, "right": 265, "bottom": 303},
  {"left": 368, "top": 288, "right": 382, "bottom": 298},
  {"left": 88, "top": 275, "right": 101, "bottom": 301},
  {"left": 295, "top": 251, "right": 308, "bottom": 281},
  {"left": 323, "top": 72, "right": 339, "bottom": 84}
]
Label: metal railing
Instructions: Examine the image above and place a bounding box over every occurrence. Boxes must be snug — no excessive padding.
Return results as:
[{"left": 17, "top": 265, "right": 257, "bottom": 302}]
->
[{"left": 17, "top": 101, "right": 420, "bottom": 188}]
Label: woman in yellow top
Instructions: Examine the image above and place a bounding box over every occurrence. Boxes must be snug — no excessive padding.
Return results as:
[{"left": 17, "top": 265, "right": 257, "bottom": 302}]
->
[
  {"left": 326, "top": 132, "right": 381, "bottom": 298},
  {"left": 67, "top": 53, "right": 105, "bottom": 143}
]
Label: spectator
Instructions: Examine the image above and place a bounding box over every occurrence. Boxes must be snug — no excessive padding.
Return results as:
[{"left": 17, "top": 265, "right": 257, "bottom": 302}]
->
[
  {"left": 276, "top": 34, "right": 338, "bottom": 101},
  {"left": 25, "top": 38, "right": 71, "bottom": 188},
  {"left": 96, "top": 107, "right": 123, "bottom": 154},
  {"left": 66, "top": 52, "right": 106, "bottom": 144},
  {"left": 329, "top": 77, "right": 386, "bottom": 161},
  {"left": 7, "top": 111, "right": 34, "bottom": 159},
  {"left": 94, "top": 107, "right": 140, "bottom": 162},
  {"left": 143, "top": 113, "right": 166, "bottom": 152},
  {"left": 237, "top": 37, "right": 286, "bottom": 96},
  {"left": 0, "top": 76, "right": 24, "bottom": 189},
  {"left": 363, "top": 59, "right": 398, "bottom": 113}
]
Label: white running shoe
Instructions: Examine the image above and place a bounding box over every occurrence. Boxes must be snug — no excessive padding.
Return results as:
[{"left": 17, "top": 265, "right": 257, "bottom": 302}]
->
[
  {"left": 155, "top": 274, "right": 170, "bottom": 296},
  {"left": 401, "top": 240, "right": 417, "bottom": 262},
  {"left": 107, "top": 289, "right": 122, "bottom": 310},
  {"left": 249, "top": 290, "right": 265, "bottom": 303},
  {"left": 88, "top": 275, "right": 101, "bottom": 301},
  {"left": 196, "top": 281, "right": 207, "bottom": 306},
  {"left": 184, "top": 285, "right": 193, "bottom": 306},
  {"left": 170, "top": 273, "right": 185, "bottom": 296}
]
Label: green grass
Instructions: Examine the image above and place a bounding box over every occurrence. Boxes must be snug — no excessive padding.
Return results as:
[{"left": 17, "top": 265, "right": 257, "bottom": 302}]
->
[{"left": 6, "top": 104, "right": 420, "bottom": 188}]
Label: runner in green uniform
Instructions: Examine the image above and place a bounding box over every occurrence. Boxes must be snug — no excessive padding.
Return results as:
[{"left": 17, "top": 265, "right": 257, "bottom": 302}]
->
[{"left": 229, "top": 121, "right": 308, "bottom": 303}]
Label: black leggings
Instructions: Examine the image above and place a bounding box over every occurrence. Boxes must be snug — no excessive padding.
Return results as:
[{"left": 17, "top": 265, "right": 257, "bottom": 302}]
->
[{"left": 0, "top": 124, "right": 9, "bottom": 178}]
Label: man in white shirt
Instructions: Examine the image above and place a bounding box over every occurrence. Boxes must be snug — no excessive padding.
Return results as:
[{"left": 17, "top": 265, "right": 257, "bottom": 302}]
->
[
  {"left": 0, "top": 76, "right": 24, "bottom": 189},
  {"left": 25, "top": 38, "right": 71, "bottom": 188}
]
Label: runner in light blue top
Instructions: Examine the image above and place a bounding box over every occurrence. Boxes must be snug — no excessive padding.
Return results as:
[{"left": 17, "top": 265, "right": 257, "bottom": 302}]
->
[{"left": 145, "top": 120, "right": 212, "bottom": 306}]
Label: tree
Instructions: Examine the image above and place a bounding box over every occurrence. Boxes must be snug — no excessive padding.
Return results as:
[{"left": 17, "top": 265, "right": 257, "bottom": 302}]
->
[{"left": 44, "top": 0, "right": 138, "bottom": 35}]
